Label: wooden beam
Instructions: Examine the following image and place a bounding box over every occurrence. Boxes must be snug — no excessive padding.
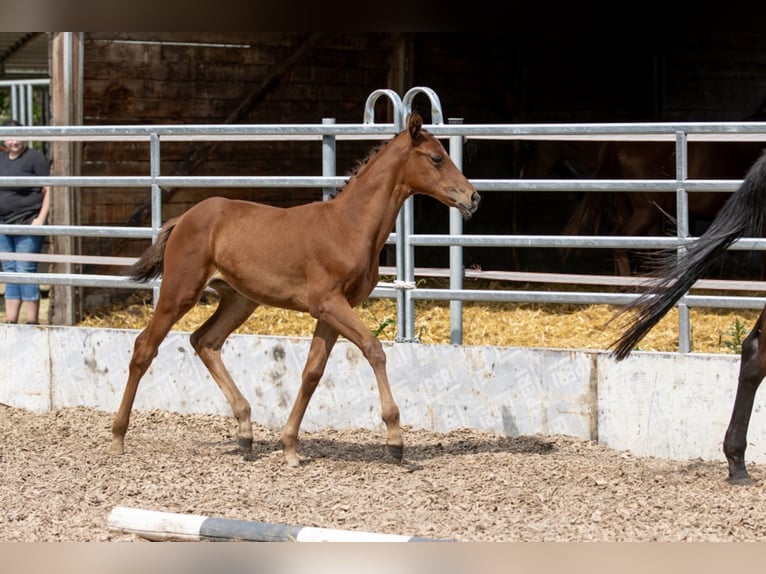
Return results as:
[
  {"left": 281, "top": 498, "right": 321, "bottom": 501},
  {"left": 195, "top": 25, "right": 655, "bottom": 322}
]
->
[{"left": 49, "top": 32, "right": 84, "bottom": 325}]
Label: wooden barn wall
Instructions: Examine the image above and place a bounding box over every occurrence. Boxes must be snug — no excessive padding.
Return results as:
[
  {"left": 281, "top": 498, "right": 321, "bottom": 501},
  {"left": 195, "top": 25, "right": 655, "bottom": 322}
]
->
[
  {"left": 80, "top": 33, "right": 395, "bottom": 230},
  {"left": 68, "top": 32, "right": 766, "bottom": 312},
  {"left": 659, "top": 32, "right": 766, "bottom": 121}
]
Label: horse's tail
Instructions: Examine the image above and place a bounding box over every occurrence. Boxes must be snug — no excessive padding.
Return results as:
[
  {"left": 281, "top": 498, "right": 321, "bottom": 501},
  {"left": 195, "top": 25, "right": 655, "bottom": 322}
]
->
[
  {"left": 560, "top": 193, "right": 602, "bottom": 262},
  {"left": 561, "top": 142, "right": 622, "bottom": 260},
  {"left": 610, "top": 152, "right": 766, "bottom": 360},
  {"left": 125, "top": 217, "right": 180, "bottom": 282},
  {"left": 562, "top": 192, "right": 608, "bottom": 236}
]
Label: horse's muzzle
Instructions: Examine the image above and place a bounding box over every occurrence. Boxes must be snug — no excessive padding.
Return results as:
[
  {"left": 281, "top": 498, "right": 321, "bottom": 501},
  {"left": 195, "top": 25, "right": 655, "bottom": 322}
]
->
[
  {"left": 446, "top": 187, "right": 480, "bottom": 219},
  {"left": 462, "top": 191, "right": 481, "bottom": 218}
]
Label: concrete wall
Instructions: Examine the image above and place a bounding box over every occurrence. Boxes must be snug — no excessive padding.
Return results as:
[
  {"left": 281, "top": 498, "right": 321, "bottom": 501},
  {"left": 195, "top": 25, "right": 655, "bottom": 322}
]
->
[{"left": 1, "top": 324, "right": 764, "bottom": 465}]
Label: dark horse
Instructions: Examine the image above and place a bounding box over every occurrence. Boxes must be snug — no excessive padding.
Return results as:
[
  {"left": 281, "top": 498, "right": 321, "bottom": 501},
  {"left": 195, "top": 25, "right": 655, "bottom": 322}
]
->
[
  {"left": 111, "top": 112, "right": 480, "bottom": 467},
  {"left": 610, "top": 151, "right": 766, "bottom": 484},
  {"left": 563, "top": 98, "right": 766, "bottom": 276},
  {"left": 564, "top": 138, "right": 766, "bottom": 275}
]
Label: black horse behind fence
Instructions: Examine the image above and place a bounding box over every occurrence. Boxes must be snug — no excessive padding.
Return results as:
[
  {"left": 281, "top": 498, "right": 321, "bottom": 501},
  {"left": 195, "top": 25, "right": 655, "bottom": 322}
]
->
[{"left": 610, "top": 151, "right": 766, "bottom": 484}]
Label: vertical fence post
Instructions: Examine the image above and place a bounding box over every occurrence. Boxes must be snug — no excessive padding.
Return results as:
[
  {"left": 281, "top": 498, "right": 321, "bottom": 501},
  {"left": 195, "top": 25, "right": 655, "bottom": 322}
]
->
[
  {"left": 402, "top": 195, "right": 417, "bottom": 341},
  {"left": 394, "top": 211, "right": 408, "bottom": 340},
  {"left": 448, "top": 118, "right": 465, "bottom": 344},
  {"left": 150, "top": 132, "right": 161, "bottom": 307},
  {"left": 25, "top": 84, "right": 33, "bottom": 125},
  {"left": 322, "top": 118, "right": 336, "bottom": 201},
  {"left": 675, "top": 130, "right": 691, "bottom": 353}
]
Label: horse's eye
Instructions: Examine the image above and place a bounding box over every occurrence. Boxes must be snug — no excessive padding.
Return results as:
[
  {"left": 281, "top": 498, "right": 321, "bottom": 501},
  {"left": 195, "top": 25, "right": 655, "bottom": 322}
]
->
[{"left": 431, "top": 154, "right": 443, "bottom": 165}]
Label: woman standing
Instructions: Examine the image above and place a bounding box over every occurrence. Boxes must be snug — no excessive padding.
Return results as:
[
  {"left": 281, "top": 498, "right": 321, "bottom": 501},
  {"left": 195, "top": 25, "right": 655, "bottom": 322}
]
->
[{"left": 0, "top": 119, "right": 50, "bottom": 324}]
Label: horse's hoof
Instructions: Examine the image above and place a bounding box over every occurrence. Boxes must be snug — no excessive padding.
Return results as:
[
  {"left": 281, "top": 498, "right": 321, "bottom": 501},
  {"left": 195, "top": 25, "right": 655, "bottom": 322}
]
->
[
  {"left": 727, "top": 474, "right": 757, "bottom": 486},
  {"left": 283, "top": 449, "right": 301, "bottom": 468},
  {"left": 238, "top": 437, "right": 253, "bottom": 453},
  {"left": 242, "top": 452, "right": 259, "bottom": 462},
  {"left": 387, "top": 443, "right": 403, "bottom": 462},
  {"left": 109, "top": 438, "right": 125, "bottom": 456}
]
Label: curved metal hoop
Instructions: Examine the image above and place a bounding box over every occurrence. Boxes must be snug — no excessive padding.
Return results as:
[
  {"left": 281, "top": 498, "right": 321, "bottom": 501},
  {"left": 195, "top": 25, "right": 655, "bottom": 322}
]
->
[
  {"left": 402, "top": 86, "right": 444, "bottom": 125},
  {"left": 363, "top": 89, "right": 404, "bottom": 130}
]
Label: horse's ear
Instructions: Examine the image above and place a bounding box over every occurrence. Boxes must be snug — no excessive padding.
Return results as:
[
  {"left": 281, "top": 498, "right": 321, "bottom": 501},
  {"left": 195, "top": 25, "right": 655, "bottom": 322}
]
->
[{"left": 407, "top": 112, "right": 423, "bottom": 141}]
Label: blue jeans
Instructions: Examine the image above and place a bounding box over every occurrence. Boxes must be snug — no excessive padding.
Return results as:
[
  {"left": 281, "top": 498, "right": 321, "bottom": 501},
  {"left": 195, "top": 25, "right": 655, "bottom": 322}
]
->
[{"left": 0, "top": 233, "right": 44, "bottom": 301}]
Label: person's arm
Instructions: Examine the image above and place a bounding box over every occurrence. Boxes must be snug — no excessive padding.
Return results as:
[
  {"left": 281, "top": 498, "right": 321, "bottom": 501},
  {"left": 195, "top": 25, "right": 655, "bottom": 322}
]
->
[
  {"left": 30, "top": 185, "right": 50, "bottom": 226},
  {"left": 30, "top": 150, "right": 51, "bottom": 226}
]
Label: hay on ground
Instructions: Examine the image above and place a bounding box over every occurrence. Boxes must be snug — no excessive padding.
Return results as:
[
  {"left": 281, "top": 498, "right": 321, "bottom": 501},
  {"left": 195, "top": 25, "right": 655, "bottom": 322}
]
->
[{"left": 75, "top": 281, "right": 757, "bottom": 355}]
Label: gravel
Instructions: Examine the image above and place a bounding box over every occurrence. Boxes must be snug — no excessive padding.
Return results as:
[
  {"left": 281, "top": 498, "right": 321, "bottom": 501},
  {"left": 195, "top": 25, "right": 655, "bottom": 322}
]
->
[{"left": 2, "top": 404, "right": 766, "bottom": 542}]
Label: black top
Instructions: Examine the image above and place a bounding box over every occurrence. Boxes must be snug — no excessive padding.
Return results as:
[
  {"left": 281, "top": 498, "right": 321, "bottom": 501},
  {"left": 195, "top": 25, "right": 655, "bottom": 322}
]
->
[{"left": 0, "top": 146, "right": 50, "bottom": 224}]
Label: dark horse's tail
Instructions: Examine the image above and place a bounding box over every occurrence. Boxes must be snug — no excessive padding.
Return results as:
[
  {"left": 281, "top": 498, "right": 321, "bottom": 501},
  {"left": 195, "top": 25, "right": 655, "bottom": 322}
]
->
[
  {"left": 124, "top": 218, "right": 180, "bottom": 282},
  {"left": 610, "top": 151, "right": 766, "bottom": 360}
]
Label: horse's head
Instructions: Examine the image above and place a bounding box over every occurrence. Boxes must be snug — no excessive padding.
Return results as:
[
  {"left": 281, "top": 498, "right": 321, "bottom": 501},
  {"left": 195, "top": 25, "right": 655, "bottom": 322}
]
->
[{"left": 403, "top": 112, "right": 480, "bottom": 219}]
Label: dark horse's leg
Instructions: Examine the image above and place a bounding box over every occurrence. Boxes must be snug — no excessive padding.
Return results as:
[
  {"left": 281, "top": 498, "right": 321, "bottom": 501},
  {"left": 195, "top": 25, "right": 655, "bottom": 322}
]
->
[
  {"left": 189, "top": 279, "right": 259, "bottom": 455},
  {"left": 723, "top": 307, "right": 766, "bottom": 485}
]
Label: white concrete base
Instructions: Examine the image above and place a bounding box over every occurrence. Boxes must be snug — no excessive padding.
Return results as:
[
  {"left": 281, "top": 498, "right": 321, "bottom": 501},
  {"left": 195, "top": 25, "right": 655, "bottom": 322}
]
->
[{"left": 1, "top": 324, "right": 762, "bottom": 465}]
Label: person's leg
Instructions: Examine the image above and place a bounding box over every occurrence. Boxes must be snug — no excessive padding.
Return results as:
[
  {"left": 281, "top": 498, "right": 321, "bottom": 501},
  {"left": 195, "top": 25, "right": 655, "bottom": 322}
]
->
[
  {"left": 22, "top": 300, "right": 40, "bottom": 324},
  {"left": 4, "top": 299, "right": 21, "bottom": 322},
  {"left": 13, "top": 235, "right": 44, "bottom": 324},
  {"left": 0, "top": 234, "right": 22, "bottom": 322}
]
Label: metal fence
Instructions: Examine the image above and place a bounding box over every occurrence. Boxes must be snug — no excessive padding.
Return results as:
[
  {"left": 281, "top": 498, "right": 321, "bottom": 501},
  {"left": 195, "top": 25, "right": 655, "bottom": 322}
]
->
[
  {"left": 0, "top": 78, "right": 50, "bottom": 127},
  {"left": 2, "top": 87, "right": 766, "bottom": 353}
]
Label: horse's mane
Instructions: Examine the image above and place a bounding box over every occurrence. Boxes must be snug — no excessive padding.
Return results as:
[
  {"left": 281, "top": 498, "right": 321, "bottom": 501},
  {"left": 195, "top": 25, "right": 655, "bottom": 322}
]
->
[
  {"left": 347, "top": 144, "right": 383, "bottom": 177},
  {"left": 332, "top": 136, "right": 395, "bottom": 198},
  {"left": 331, "top": 119, "right": 428, "bottom": 198}
]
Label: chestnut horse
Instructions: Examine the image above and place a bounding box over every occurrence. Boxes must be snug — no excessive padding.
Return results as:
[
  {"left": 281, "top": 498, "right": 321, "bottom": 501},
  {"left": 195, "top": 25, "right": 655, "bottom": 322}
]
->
[
  {"left": 111, "top": 112, "right": 480, "bottom": 467},
  {"left": 610, "top": 151, "right": 766, "bottom": 484}
]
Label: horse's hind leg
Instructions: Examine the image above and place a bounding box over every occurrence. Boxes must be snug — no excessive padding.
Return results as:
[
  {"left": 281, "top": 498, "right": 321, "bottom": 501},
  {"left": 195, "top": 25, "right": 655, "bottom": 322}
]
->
[
  {"left": 189, "top": 279, "right": 258, "bottom": 455},
  {"left": 281, "top": 319, "right": 339, "bottom": 467},
  {"left": 723, "top": 307, "right": 766, "bottom": 485}
]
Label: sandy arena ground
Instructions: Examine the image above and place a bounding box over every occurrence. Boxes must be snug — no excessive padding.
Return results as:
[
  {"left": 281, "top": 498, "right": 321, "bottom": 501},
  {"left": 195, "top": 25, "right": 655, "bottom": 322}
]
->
[
  {"left": 2, "top": 405, "right": 766, "bottom": 542},
  {"left": 2, "top": 285, "right": 765, "bottom": 542}
]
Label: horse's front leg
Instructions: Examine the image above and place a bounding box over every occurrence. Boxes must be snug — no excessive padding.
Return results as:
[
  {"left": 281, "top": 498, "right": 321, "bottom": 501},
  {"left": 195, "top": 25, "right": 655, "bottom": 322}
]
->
[
  {"left": 313, "top": 297, "right": 403, "bottom": 463},
  {"left": 723, "top": 311, "right": 766, "bottom": 485},
  {"left": 281, "top": 320, "right": 339, "bottom": 467}
]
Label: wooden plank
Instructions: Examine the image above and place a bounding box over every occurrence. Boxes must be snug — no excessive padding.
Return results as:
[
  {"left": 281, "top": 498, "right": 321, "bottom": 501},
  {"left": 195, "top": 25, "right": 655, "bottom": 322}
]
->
[{"left": 379, "top": 266, "right": 766, "bottom": 292}]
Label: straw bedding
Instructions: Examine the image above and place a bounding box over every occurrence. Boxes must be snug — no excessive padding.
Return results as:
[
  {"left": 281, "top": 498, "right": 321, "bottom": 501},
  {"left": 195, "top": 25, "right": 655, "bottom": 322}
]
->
[{"left": 76, "top": 282, "right": 758, "bottom": 355}]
